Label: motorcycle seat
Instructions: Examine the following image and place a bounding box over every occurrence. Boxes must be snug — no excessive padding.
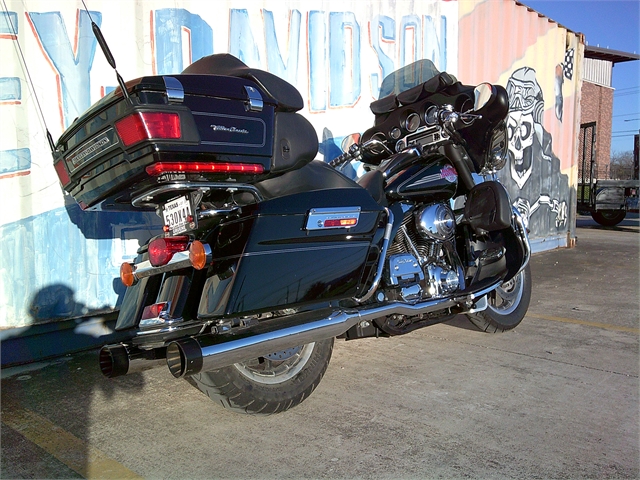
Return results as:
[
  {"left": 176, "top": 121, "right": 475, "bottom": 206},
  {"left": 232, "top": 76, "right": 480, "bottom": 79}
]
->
[
  {"left": 255, "top": 160, "right": 365, "bottom": 200},
  {"left": 357, "top": 170, "right": 386, "bottom": 206}
]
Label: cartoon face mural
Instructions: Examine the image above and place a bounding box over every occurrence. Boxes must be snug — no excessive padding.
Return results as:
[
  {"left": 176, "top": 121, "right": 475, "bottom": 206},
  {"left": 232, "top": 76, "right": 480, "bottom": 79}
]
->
[{"left": 500, "top": 66, "right": 569, "bottom": 235}]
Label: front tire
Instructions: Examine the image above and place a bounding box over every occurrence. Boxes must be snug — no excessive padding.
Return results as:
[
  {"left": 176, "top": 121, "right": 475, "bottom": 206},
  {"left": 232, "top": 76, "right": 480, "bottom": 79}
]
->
[
  {"left": 466, "top": 264, "right": 531, "bottom": 333},
  {"left": 191, "top": 338, "right": 334, "bottom": 415},
  {"left": 591, "top": 209, "right": 626, "bottom": 226}
]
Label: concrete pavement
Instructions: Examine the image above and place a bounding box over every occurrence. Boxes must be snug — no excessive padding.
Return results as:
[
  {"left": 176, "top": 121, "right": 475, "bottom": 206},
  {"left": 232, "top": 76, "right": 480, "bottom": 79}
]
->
[{"left": 2, "top": 218, "right": 638, "bottom": 479}]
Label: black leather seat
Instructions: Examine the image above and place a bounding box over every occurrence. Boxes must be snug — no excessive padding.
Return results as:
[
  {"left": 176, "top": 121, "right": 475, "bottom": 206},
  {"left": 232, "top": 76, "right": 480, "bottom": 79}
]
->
[{"left": 255, "top": 160, "right": 363, "bottom": 200}]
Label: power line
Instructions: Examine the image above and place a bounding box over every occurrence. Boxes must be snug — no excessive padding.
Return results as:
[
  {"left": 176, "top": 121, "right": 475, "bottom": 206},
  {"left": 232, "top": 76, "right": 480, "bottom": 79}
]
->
[
  {"left": 614, "top": 91, "right": 640, "bottom": 98},
  {"left": 614, "top": 85, "right": 640, "bottom": 92}
]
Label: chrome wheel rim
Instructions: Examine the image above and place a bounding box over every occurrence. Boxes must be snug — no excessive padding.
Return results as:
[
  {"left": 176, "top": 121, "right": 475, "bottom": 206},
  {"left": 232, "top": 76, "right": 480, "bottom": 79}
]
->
[
  {"left": 488, "top": 270, "right": 525, "bottom": 316},
  {"left": 233, "top": 343, "right": 315, "bottom": 385}
]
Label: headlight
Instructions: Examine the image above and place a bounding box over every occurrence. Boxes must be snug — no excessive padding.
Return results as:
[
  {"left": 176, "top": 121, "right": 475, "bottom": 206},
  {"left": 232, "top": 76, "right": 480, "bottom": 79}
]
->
[{"left": 485, "top": 121, "right": 508, "bottom": 171}]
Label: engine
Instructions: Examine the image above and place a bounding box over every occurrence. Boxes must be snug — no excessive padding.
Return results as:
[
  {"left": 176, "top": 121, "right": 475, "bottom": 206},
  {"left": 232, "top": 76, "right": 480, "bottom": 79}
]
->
[{"left": 383, "top": 202, "right": 465, "bottom": 303}]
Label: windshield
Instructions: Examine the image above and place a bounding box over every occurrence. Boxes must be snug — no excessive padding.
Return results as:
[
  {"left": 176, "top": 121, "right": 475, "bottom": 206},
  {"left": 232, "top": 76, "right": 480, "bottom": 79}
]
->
[{"left": 378, "top": 59, "right": 441, "bottom": 99}]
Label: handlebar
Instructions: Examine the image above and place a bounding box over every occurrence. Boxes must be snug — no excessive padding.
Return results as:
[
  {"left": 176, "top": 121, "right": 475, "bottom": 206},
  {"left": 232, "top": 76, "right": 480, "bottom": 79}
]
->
[
  {"left": 329, "top": 144, "right": 360, "bottom": 168},
  {"left": 328, "top": 105, "right": 480, "bottom": 170},
  {"left": 329, "top": 139, "right": 393, "bottom": 169}
]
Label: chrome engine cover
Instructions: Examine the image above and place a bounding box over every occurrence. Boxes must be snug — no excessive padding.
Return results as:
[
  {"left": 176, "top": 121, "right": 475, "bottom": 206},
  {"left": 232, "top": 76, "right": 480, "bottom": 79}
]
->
[
  {"left": 415, "top": 203, "right": 455, "bottom": 241},
  {"left": 384, "top": 202, "right": 464, "bottom": 302},
  {"left": 386, "top": 254, "right": 424, "bottom": 302}
]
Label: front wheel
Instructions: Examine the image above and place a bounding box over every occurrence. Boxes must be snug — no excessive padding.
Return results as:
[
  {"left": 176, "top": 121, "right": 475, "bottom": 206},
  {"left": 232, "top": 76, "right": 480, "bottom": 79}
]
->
[
  {"left": 591, "top": 209, "right": 626, "bottom": 227},
  {"left": 466, "top": 264, "right": 531, "bottom": 333},
  {"left": 191, "top": 338, "right": 334, "bottom": 415}
]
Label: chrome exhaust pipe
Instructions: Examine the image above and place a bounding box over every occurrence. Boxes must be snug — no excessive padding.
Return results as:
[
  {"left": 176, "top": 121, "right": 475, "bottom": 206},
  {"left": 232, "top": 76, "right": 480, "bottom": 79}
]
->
[
  {"left": 99, "top": 344, "right": 166, "bottom": 378},
  {"left": 166, "top": 282, "right": 498, "bottom": 378}
]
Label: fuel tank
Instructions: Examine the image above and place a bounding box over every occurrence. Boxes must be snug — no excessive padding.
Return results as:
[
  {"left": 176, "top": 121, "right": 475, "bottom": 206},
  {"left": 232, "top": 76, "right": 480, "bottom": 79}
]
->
[{"left": 385, "top": 157, "right": 458, "bottom": 203}]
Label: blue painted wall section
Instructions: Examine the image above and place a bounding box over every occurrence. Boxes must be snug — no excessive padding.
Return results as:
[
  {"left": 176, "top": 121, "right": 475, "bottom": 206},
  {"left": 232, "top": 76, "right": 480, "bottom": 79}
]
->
[
  {"left": 0, "top": 77, "right": 21, "bottom": 101},
  {"left": 0, "top": 148, "right": 31, "bottom": 177},
  {"left": 0, "top": 10, "right": 18, "bottom": 35},
  {"left": 0, "top": 204, "right": 160, "bottom": 327}
]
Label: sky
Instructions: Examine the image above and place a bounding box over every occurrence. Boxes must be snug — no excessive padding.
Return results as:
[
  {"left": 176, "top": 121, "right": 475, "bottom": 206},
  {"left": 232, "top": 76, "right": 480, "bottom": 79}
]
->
[{"left": 523, "top": 0, "right": 640, "bottom": 155}]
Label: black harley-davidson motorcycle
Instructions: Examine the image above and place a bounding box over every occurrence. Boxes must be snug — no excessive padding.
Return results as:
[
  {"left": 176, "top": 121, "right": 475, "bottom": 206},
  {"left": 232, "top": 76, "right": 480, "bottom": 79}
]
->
[{"left": 52, "top": 53, "right": 530, "bottom": 415}]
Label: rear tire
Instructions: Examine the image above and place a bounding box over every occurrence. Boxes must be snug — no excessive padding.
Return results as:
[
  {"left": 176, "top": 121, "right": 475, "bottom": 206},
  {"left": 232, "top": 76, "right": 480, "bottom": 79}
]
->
[
  {"left": 591, "top": 210, "right": 626, "bottom": 227},
  {"left": 191, "top": 338, "right": 334, "bottom": 415},
  {"left": 466, "top": 264, "right": 531, "bottom": 333}
]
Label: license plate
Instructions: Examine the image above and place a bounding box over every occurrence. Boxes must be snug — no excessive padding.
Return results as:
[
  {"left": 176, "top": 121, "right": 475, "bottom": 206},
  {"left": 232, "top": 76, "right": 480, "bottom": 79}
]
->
[{"left": 162, "top": 195, "right": 194, "bottom": 234}]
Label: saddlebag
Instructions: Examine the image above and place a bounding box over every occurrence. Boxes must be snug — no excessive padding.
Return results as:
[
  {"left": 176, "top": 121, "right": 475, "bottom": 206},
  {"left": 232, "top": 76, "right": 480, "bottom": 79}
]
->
[
  {"left": 52, "top": 55, "right": 318, "bottom": 211},
  {"left": 197, "top": 171, "right": 385, "bottom": 317}
]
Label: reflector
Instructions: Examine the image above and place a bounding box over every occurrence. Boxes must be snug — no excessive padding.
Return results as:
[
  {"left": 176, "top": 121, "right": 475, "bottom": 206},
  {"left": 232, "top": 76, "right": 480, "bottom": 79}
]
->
[
  {"left": 54, "top": 161, "right": 70, "bottom": 185},
  {"left": 148, "top": 236, "right": 189, "bottom": 267},
  {"left": 324, "top": 218, "right": 358, "bottom": 228},
  {"left": 115, "top": 112, "right": 181, "bottom": 147},
  {"left": 141, "top": 302, "right": 168, "bottom": 320},
  {"left": 146, "top": 162, "right": 264, "bottom": 176}
]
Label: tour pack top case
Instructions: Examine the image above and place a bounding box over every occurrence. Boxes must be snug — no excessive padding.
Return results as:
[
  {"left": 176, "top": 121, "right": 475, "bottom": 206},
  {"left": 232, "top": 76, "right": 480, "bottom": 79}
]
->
[{"left": 52, "top": 54, "right": 319, "bottom": 211}]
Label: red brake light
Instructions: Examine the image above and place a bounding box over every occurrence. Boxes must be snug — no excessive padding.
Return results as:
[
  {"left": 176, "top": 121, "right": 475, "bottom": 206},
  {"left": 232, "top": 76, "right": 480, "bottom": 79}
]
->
[
  {"left": 148, "top": 236, "right": 189, "bottom": 267},
  {"left": 115, "top": 112, "right": 181, "bottom": 147},
  {"left": 146, "top": 162, "right": 264, "bottom": 176}
]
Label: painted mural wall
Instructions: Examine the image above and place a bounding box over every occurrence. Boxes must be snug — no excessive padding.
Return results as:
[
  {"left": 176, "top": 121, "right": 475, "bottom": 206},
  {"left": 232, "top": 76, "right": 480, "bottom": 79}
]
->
[
  {"left": 0, "top": 0, "right": 581, "bottom": 329},
  {"left": 458, "top": 0, "right": 582, "bottom": 248}
]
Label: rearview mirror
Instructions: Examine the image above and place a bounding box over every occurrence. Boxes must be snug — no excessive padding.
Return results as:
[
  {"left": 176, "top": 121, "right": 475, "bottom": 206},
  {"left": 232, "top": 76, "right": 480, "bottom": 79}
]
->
[
  {"left": 473, "top": 83, "right": 495, "bottom": 111},
  {"left": 341, "top": 133, "right": 361, "bottom": 153}
]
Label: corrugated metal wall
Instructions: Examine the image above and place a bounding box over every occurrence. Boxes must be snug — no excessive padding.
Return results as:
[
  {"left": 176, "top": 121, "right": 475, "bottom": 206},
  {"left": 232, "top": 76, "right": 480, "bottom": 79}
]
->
[
  {"left": 0, "top": 0, "right": 583, "bottom": 330},
  {"left": 583, "top": 58, "right": 613, "bottom": 87}
]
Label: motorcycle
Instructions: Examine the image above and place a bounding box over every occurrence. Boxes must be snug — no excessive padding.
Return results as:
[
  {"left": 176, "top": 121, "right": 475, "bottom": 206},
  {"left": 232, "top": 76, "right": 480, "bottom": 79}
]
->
[{"left": 52, "top": 53, "right": 531, "bottom": 415}]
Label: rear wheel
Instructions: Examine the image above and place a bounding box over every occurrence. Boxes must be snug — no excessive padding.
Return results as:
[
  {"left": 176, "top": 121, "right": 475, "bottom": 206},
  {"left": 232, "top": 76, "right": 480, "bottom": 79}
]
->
[
  {"left": 466, "top": 264, "right": 531, "bottom": 333},
  {"left": 591, "top": 209, "right": 626, "bottom": 227},
  {"left": 191, "top": 338, "right": 334, "bottom": 415}
]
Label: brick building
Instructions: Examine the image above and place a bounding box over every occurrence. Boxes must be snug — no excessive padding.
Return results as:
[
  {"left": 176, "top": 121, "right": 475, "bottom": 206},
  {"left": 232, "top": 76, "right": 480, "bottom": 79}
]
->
[{"left": 578, "top": 46, "right": 640, "bottom": 182}]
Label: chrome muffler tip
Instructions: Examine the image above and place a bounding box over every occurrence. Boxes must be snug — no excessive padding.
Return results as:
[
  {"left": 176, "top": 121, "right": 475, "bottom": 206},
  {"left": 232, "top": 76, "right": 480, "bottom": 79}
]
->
[{"left": 166, "top": 338, "right": 203, "bottom": 378}]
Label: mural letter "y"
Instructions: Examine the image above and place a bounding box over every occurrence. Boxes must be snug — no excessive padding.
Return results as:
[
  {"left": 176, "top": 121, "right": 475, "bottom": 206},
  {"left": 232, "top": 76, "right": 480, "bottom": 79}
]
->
[{"left": 28, "top": 10, "right": 100, "bottom": 129}]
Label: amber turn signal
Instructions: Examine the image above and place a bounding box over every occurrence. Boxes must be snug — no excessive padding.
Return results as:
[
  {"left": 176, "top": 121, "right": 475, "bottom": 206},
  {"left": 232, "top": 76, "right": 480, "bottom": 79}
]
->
[
  {"left": 189, "top": 241, "right": 208, "bottom": 270},
  {"left": 120, "top": 262, "right": 135, "bottom": 287}
]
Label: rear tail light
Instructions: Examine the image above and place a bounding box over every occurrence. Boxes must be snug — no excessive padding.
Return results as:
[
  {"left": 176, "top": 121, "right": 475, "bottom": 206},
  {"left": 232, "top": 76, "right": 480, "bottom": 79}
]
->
[
  {"left": 115, "top": 112, "right": 181, "bottom": 147},
  {"left": 54, "top": 160, "right": 70, "bottom": 185},
  {"left": 148, "top": 236, "right": 189, "bottom": 267},
  {"left": 146, "top": 162, "right": 264, "bottom": 176}
]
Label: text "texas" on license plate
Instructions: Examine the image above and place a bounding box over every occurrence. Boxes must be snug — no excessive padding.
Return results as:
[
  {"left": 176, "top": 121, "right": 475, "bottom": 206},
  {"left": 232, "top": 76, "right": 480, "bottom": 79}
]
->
[{"left": 163, "top": 195, "right": 192, "bottom": 234}]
